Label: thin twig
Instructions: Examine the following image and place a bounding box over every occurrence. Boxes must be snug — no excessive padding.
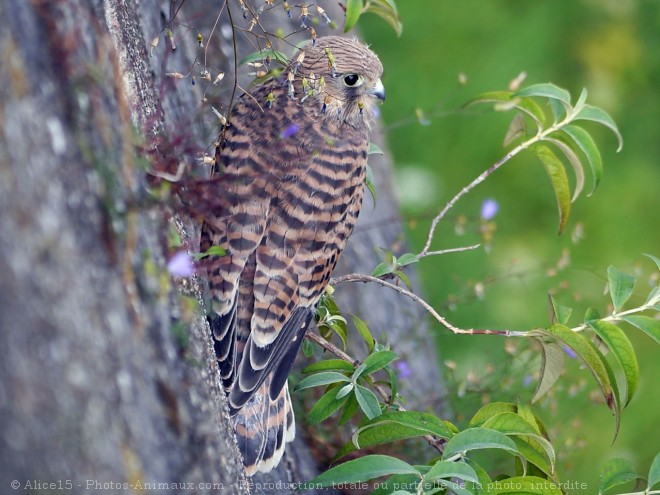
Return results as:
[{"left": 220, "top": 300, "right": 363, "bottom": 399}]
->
[
  {"left": 418, "top": 243, "right": 481, "bottom": 259},
  {"left": 305, "top": 331, "right": 356, "bottom": 364},
  {"left": 236, "top": 84, "right": 264, "bottom": 112},
  {"left": 330, "top": 273, "right": 526, "bottom": 337},
  {"left": 203, "top": 0, "right": 227, "bottom": 69},
  {"left": 225, "top": 1, "right": 239, "bottom": 126}
]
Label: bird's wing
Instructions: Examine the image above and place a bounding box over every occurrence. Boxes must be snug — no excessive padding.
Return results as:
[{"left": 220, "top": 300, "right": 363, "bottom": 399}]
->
[
  {"left": 204, "top": 83, "right": 368, "bottom": 413},
  {"left": 229, "top": 115, "right": 368, "bottom": 411}
]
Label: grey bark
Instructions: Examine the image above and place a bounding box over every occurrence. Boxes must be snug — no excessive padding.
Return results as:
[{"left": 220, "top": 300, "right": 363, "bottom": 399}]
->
[{"left": 0, "top": 1, "right": 446, "bottom": 494}]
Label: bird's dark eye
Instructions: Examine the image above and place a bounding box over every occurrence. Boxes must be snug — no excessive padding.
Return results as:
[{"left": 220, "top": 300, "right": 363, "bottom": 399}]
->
[{"left": 343, "top": 74, "right": 361, "bottom": 87}]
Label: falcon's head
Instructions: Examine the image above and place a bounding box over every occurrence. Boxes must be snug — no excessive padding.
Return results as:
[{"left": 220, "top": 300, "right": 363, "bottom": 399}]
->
[{"left": 289, "top": 36, "right": 385, "bottom": 129}]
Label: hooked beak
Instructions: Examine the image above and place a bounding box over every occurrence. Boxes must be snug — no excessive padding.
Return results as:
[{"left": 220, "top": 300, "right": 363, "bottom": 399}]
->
[{"left": 368, "top": 78, "right": 386, "bottom": 102}]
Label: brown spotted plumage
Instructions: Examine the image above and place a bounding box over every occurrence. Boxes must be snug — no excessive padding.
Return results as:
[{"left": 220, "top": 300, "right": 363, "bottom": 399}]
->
[{"left": 200, "top": 36, "right": 384, "bottom": 475}]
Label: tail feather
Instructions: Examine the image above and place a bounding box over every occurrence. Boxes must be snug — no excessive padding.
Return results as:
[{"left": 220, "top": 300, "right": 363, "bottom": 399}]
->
[{"left": 233, "top": 378, "right": 295, "bottom": 475}]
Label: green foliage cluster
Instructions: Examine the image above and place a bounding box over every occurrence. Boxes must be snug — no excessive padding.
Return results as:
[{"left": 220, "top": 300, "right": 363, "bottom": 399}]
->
[
  {"left": 299, "top": 257, "right": 659, "bottom": 494},
  {"left": 466, "top": 84, "right": 622, "bottom": 234}
]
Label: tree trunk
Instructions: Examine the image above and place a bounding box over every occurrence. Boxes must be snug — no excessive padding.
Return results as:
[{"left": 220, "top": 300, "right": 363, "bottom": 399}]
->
[{"left": 0, "top": 1, "right": 446, "bottom": 493}]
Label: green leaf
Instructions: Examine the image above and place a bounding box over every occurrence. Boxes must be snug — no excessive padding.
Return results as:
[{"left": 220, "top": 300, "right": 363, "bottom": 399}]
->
[
  {"left": 469, "top": 402, "right": 517, "bottom": 427},
  {"left": 338, "top": 411, "right": 453, "bottom": 460},
  {"left": 592, "top": 339, "right": 623, "bottom": 439},
  {"left": 648, "top": 452, "right": 660, "bottom": 489},
  {"left": 386, "top": 365, "right": 398, "bottom": 405},
  {"left": 492, "top": 476, "right": 563, "bottom": 494},
  {"left": 643, "top": 253, "right": 660, "bottom": 274},
  {"left": 368, "top": 142, "right": 384, "bottom": 155},
  {"left": 463, "top": 91, "right": 514, "bottom": 108},
  {"left": 370, "top": 474, "right": 422, "bottom": 495},
  {"left": 397, "top": 253, "right": 419, "bottom": 267},
  {"left": 599, "top": 458, "right": 639, "bottom": 494},
  {"left": 307, "top": 386, "right": 348, "bottom": 424},
  {"left": 588, "top": 320, "right": 639, "bottom": 406},
  {"left": 205, "top": 246, "right": 227, "bottom": 257},
  {"left": 464, "top": 460, "right": 493, "bottom": 495},
  {"left": 355, "top": 385, "right": 381, "bottom": 420},
  {"left": 574, "top": 104, "right": 623, "bottom": 152},
  {"left": 393, "top": 270, "right": 412, "bottom": 289},
  {"left": 441, "top": 428, "right": 519, "bottom": 460},
  {"left": 359, "top": 350, "right": 398, "bottom": 377},
  {"left": 573, "top": 87, "right": 588, "bottom": 114},
  {"left": 338, "top": 394, "right": 359, "bottom": 426},
  {"left": 424, "top": 460, "right": 479, "bottom": 484},
  {"left": 336, "top": 383, "right": 354, "bottom": 399},
  {"left": 535, "top": 144, "right": 571, "bottom": 234},
  {"left": 532, "top": 341, "right": 565, "bottom": 403},
  {"left": 548, "top": 294, "right": 572, "bottom": 325},
  {"left": 366, "top": 163, "right": 377, "bottom": 207},
  {"left": 515, "top": 403, "right": 542, "bottom": 434},
  {"left": 481, "top": 410, "right": 538, "bottom": 436},
  {"left": 302, "top": 359, "right": 355, "bottom": 374},
  {"left": 168, "top": 227, "right": 182, "bottom": 248},
  {"left": 309, "top": 455, "right": 420, "bottom": 487},
  {"left": 294, "top": 371, "right": 350, "bottom": 392},
  {"left": 546, "top": 137, "right": 585, "bottom": 202},
  {"left": 515, "top": 83, "right": 572, "bottom": 105},
  {"left": 585, "top": 306, "right": 602, "bottom": 322},
  {"left": 302, "top": 339, "right": 313, "bottom": 357},
  {"left": 538, "top": 324, "right": 616, "bottom": 419},
  {"left": 482, "top": 413, "right": 556, "bottom": 475},
  {"left": 194, "top": 245, "right": 226, "bottom": 260},
  {"left": 515, "top": 97, "right": 547, "bottom": 128},
  {"left": 503, "top": 113, "right": 526, "bottom": 147},
  {"left": 549, "top": 98, "right": 566, "bottom": 122},
  {"left": 344, "top": 0, "right": 364, "bottom": 33},
  {"left": 607, "top": 266, "right": 636, "bottom": 312},
  {"left": 621, "top": 315, "right": 660, "bottom": 344},
  {"left": 352, "top": 315, "right": 375, "bottom": 353},
  {"left": 561, "top": 125, "right": 603, "bottom": 195},
  {"left": 365, "top": 0, "right": 403, "bottom": 37},
  {"left": 434, "top": 479, "right": 478, "bottom": 495},
  {"left": 509, "top": 437, "right": 554, "bottom": 479},
  {"left": 372, "top": 262, "right": 394, "bottom": 278}
]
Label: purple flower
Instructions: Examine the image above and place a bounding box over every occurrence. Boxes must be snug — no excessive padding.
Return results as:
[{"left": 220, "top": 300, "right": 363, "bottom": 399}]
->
[
  {"left": 562, "top": 345, "right": 577, "bottom": 359},
  {"left": 394, "top": 360, "right": 412, "bottom": 379},
  {"left": 167, "top": 251, "right": 195, "bottom": 277},
  {"left": 480, "top": 198, "right": 499, "bottom": 220},
  {"left": 280, "top": 124, "right": 300, "bottom": 139},
  {"left": 523, "top": 375, "right": 533, "bottom": 387}
]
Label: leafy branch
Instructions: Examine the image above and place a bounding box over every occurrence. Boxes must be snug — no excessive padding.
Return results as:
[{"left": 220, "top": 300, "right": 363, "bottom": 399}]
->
[
  {"left": 299, "top": 81, "right": 658, "bottom": 494},
  {"left": 303, "top": 260, "right": 659, "bottom": 493},
  {"left": 531, "top": 254, "right": 660, "bottom": 440},
  {"left": 423, "top": 83, "right": 622, "bottom": 254}
]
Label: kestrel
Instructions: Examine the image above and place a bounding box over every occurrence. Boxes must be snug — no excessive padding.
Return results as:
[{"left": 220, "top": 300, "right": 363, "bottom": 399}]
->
[{"left": 200, "top": 36, "right": 385, "bottom": 475}]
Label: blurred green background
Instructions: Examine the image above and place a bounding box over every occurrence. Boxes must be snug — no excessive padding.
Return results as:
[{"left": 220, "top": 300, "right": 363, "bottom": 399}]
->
[{"left": 361, "top": 0, "right": 659, "bottom": 491}]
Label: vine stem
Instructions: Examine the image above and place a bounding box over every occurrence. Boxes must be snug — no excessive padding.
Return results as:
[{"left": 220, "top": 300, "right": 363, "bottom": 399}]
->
[
  {"left": 420, "top": 113, "right": 573, "bottom": 256},
  {"left": 330, "top": 273, "right": 527, "bottom": 336}
]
